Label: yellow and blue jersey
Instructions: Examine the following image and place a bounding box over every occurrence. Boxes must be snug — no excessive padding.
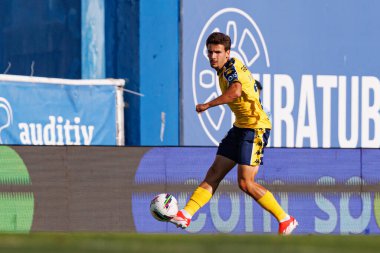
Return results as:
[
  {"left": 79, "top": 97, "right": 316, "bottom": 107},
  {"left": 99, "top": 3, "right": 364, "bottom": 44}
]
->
[{"left": 218, "top": 57, "right": 272, "bottom": 129}]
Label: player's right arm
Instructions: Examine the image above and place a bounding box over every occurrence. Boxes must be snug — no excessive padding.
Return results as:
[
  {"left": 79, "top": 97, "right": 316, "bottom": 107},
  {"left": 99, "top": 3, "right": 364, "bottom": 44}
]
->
[{"left": 196, "top": 81, "right": 241, "bottom": 113}]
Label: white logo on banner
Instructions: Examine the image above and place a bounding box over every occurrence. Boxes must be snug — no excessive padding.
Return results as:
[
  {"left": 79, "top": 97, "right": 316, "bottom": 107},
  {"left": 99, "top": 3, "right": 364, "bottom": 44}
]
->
[
  {"left": 0, "top": 97, "right": 13, "bottom": 144},
  {"left": 18, "top": 116, "right": 95, "bottom": 146},
  {"left": 192, "top": 8, "right": 270, "bottom": 145}
]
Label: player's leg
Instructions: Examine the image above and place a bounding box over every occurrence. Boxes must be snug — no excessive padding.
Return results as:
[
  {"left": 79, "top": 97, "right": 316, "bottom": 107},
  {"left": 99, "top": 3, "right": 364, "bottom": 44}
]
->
[
  {"left": 170, "top": 155, "right": 236, "bottom": 228},
  {"left": 237, "top": 164, "right": 266, "bottom": 199},
  {"left": 237, "top": 164, "right": 286, "bottom": 217},
  {"left": 238, "top": 164, "right": 288, "bottom": 218},
  {"left": 199, "top": 154, "right": 236, "bottom": 193},
  {"left": 237, "top": 164, "right": 297, "bottom": 235},
  {"left": 171, "top": 126, "right": 239, "bottom": 229},
  {"left": 237, "top": 128, "right": 298, "bottom": 235},
  {"left": 186, "top": 154, "right": 236, "bottom": 213}
]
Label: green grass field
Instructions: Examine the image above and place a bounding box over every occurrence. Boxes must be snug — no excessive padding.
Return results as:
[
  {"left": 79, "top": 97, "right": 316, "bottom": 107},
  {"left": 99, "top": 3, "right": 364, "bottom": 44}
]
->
[{"left": 0, "top": 233, "right": 379, "bottom": 253}]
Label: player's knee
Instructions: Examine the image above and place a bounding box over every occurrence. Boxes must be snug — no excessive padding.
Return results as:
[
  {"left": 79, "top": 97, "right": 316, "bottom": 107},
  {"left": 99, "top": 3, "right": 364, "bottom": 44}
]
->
[{"left": 238, "top": 178, "right": 251, "bottom": 193}]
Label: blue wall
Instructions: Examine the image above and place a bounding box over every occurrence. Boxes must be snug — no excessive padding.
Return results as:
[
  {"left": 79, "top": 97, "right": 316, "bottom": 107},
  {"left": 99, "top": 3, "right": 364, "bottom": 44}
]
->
[
  {"left": 0, "top": 0, "right": 81, "bottom": 78},
  {"left": 139, "top": 0, "right": 179, "bottom": 145},
  {"left": 82, "top": 0, "right": 105, "bottom": 79},
  {"left": 105, "top": 0, "right": 141, "bottom": 145},
  {"left": 105, "top": 0, "right": 179, "bottom": 145},
  {"left": 0, "top": 0, "right": 180, "bottom": 145}
]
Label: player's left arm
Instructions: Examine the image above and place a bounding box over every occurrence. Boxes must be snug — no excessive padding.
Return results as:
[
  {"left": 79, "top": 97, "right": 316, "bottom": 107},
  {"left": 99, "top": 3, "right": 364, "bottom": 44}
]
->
[{"left": 196, "top": 81, "right": 241, "bottom": 113}]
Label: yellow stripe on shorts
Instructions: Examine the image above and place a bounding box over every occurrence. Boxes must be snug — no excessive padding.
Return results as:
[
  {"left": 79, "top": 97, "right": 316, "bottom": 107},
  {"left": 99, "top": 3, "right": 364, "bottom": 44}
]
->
[{"left": 250, "top": 128, "right": 265, "bottom": 166}]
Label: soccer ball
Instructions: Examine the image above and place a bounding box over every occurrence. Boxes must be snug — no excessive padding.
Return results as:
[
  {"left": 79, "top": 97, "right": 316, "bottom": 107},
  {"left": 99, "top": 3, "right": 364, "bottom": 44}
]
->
[{"left": 150, "top": 193, "right": 178, "bottom": 222}]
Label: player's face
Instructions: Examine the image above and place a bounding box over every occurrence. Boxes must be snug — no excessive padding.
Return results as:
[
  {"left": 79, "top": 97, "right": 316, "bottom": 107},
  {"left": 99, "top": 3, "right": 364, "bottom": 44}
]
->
[{"left": 207, "top": 44, "right": 230, "bottom": 71}]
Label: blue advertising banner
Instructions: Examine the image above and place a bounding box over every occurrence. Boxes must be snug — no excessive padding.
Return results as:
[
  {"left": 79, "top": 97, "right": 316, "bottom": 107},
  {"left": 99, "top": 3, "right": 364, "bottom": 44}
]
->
[
  {"left": 181, "top": 0, "right": 380, "bottom": 148},
  {"left": 0, "top": 75, "right": 123, "bottom": 145},
  {"left": 132, "top": 147, "right": 380, "bottom": 234}
]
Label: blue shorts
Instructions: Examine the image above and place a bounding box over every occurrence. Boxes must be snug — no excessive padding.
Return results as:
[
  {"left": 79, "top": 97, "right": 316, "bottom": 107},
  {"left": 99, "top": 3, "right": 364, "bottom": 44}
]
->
[{"left": 217, "top": 126, "right": 271, "bottom": 166}]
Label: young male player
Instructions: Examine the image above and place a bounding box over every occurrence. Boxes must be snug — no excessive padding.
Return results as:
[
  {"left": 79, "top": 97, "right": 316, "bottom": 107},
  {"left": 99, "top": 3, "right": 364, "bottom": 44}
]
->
[{"left": 170, "top": 32, "right": 298, "bottom": 235}]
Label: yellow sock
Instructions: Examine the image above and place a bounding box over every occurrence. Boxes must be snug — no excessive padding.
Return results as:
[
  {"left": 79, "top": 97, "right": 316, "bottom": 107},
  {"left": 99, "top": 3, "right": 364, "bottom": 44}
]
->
[
  {"left": 257, "top": 191, "right": 287, "bottom": 222},
  {"left": 183, "top": 187, "right": 212, "bottom": 216}
]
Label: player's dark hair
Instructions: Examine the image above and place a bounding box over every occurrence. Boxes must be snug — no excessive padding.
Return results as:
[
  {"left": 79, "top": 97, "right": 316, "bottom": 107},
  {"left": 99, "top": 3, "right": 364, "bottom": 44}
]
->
[{"left": 206, "top": 32, "right": 231, "bottom": 51}]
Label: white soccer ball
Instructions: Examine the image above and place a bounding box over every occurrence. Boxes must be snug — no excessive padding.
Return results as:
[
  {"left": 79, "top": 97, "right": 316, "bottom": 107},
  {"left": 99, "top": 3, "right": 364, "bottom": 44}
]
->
[{"left": 150, "top": 193, "right": 178, "bottom": 222}]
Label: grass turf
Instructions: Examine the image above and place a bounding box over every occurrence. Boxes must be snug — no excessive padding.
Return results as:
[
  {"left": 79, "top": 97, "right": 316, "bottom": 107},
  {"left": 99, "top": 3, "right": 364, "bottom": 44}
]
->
[{"left": 0, "top": 233, "right": 379, "bottom": 253}]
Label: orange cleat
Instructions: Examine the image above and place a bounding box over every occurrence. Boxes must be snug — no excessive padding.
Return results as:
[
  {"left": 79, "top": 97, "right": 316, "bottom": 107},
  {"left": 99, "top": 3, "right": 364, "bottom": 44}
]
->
[
  {"left": 278, "top": 216, "right": 298, "bottom": 235},
  {"left": 169, "top": 210, "right": 191, "bottom": 229}
]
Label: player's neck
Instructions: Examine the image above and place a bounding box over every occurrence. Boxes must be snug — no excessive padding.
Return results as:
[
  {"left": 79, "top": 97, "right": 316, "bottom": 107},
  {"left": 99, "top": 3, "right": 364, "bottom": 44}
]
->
[{"left": 215, "top": 58, "right": 230, "bottom": 73}]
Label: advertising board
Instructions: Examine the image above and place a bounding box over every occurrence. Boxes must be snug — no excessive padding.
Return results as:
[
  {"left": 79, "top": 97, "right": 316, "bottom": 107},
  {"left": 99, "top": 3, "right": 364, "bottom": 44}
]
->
[{"left": 182, "top": 0, "right": 380, "bottom": 148}]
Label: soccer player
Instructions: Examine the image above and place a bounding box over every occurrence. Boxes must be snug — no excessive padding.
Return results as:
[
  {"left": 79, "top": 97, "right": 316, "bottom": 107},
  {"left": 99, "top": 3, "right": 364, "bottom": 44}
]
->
[{"left": 170, "top": 32, "right": 298, "bottom": 235}]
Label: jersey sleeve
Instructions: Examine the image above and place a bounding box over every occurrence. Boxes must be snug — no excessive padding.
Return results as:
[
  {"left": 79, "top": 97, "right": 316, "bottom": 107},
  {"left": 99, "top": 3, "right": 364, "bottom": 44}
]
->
[{"left": 223, "top": 59, "right": 239, "bottom": 86}]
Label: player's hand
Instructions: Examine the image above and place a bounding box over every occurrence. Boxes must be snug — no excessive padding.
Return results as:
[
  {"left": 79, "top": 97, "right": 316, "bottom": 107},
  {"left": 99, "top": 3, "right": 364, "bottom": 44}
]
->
[{"left": 196, "top": 104, "right": 209, "bottom": 113}]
